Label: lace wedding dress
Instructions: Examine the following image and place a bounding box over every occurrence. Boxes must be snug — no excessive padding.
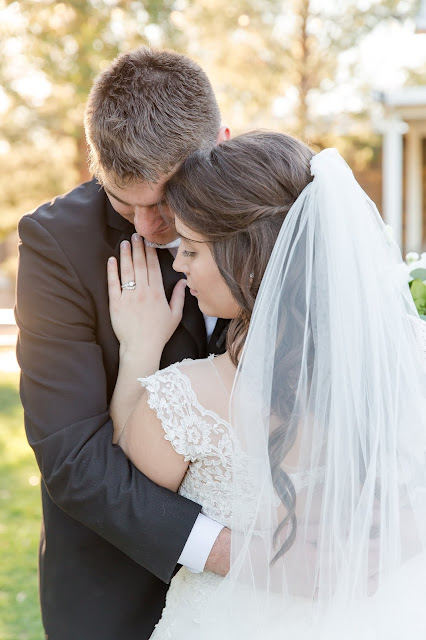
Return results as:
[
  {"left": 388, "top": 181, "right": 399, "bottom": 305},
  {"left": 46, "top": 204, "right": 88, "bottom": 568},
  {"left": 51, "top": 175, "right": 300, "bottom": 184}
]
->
[
  {"left": 143, "top": 317, "right": 426, "bottom": 640},
  {"left": 139, "top": 354, "right": 252, "bottom": 640}
]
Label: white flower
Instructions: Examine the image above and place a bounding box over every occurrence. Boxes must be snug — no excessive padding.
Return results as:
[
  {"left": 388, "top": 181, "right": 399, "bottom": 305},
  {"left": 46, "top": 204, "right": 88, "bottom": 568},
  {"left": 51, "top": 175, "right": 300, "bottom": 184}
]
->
[
  {"left": 406, "top": 252, "right": 420, "bottom": 264},
  {"left": 187, "top": 425, "right": 201, "bottom": 445}
]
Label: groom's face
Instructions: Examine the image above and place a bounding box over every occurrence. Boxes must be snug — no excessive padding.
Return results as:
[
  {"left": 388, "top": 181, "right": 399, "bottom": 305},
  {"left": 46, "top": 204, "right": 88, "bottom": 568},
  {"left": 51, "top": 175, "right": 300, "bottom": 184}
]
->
[
  {"left": 103, "top": 174, "right": 176, "bottom": 245},
  {"left": 103, "top": 128, "right": 231, "bottom": 244}
]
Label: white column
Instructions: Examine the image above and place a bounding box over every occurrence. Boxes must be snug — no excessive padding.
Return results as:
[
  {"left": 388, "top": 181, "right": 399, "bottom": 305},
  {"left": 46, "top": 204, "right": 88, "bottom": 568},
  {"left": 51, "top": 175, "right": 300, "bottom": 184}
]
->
[
  {"left": 405, "top": 127, "right": 423, "bottom": 253},
  {"left": 415, "top": 0, "right": 426, "bottom": 32},
  {"left": 382, "top": 114, "right": 407, "bottom": 249}
]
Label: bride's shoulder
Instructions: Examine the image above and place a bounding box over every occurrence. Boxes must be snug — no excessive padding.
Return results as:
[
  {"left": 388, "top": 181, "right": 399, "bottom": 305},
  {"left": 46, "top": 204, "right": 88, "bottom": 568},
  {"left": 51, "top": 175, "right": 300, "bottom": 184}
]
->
[
  {"left": 155, "top": 353, "right": 228, "bottom": 380},
  {"left": 141, "top": 355, "right": 217, "bottom": 384},
  {"left": 178, "top": 354, "right": 235, "bottom": 393},
  {"left": 138, "top": 355, "right": 220, "bottom": 397},
  {"left": 139, "top": 354, "right": 233, "bottom": 422},
  {"left": 176, "top": 353, "right": 217, "bottom": 373}
]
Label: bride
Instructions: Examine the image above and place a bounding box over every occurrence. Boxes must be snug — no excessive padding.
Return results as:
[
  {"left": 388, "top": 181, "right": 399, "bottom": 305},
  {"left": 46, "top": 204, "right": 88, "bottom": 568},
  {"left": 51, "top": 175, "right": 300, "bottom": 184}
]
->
[{"left": 107, "top": 131, "right": 426, "bottom": 639}]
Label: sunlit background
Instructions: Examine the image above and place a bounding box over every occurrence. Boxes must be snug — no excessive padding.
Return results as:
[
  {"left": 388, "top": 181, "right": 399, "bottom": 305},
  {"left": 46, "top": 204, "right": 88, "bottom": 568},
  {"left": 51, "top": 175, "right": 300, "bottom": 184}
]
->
[
  {"left": 0, "top": 0, "right": 425, "bottom": 304},
  {"left": 0, "top": 2, "right": 425, "bottom": 638}
]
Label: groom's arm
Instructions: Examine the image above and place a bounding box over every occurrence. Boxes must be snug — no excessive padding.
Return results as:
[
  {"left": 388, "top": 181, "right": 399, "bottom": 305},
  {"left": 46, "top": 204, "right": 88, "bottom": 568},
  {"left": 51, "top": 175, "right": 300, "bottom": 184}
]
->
[{"left": 16, "top": 212, "right": 207, "bottom": 584}]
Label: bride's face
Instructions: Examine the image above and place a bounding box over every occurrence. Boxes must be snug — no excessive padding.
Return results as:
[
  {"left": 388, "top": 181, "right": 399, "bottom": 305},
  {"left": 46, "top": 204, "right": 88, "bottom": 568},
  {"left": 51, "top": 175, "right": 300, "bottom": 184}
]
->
[{"left": 172, "top": 218, "right": 241, "bottom": 319}]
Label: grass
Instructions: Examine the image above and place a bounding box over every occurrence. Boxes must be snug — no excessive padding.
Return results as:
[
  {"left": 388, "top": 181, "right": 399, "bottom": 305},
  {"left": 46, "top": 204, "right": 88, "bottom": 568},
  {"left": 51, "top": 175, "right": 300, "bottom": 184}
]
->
[{"left": 0, "top": 369, "right": 44, "bottom": 640}]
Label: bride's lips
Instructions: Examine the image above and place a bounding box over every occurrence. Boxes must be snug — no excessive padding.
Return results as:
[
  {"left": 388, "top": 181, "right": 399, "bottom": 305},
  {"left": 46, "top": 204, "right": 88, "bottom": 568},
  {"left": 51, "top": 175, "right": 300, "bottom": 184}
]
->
[{"left": 189, "top": 287, "right": 198, "bottom": 296}]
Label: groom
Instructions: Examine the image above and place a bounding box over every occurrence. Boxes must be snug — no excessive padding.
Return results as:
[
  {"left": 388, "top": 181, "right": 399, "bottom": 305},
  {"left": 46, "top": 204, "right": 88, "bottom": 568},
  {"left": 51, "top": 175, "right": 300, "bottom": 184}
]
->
[{"left": 16, "top": 47, "right": 230, "bottom": 640}]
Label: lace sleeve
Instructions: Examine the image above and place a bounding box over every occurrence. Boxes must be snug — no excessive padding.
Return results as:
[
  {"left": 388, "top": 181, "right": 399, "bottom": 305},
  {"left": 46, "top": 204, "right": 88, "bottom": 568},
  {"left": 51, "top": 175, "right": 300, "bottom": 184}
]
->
[{"left": 138, "top": 363, "right": 210, "bottom": 463}]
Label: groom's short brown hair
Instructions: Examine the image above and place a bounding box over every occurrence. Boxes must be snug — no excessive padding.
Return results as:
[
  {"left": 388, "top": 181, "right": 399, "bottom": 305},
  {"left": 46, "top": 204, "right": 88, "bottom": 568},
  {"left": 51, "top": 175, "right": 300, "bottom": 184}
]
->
[{"left": 84, "top": 47, "right": 221, "bottom": 187}]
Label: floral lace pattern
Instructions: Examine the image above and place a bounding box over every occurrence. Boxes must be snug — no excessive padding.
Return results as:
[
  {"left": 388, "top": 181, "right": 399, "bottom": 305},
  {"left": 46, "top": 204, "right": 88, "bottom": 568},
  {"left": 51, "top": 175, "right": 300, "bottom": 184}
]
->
[
  {"left": 138, "top": 359, "right": 244, "bottom": 639},
  {"left": 138, "top": 358, "right": 237, "bottom": 527},
  {"left": 150, "top": 568, "right": 223, "bottom": 639}
]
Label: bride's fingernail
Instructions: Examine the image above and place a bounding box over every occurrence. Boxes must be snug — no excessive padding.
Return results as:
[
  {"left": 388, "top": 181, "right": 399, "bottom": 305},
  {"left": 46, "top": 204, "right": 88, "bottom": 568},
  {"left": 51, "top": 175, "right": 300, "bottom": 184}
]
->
[
  {"left": 121, "top": 240, "right": 130, "bottom": 248},
  {"left": 133, "top": 233, "right": 141, "bottom": 242}
]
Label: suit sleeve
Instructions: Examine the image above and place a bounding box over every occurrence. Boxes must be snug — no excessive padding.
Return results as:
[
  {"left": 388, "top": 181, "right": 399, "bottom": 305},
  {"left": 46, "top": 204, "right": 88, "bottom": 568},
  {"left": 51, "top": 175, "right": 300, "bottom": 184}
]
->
[{"left": 15, "top": 214, "right": 202, "bottom": 583}]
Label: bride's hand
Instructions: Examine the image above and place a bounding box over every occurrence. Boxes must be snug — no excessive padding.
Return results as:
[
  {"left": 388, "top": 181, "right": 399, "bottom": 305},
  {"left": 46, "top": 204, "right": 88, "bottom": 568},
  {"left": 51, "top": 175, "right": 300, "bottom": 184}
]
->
[{"left": 107, "top": 234, "right": 187, "bottom": 356}]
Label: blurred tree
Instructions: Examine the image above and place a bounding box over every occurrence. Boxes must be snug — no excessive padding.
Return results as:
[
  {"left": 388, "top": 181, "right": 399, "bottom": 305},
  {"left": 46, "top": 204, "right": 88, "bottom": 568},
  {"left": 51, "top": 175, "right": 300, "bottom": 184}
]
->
[
  {"left": 176, "top": 0, "right": 417, "bottom": 143},
  {"left": 0, "top": 0, "right": 185, "bottom": 186},
  {"left": 0, "top": 0, "right": 421, "bottom": 249}
]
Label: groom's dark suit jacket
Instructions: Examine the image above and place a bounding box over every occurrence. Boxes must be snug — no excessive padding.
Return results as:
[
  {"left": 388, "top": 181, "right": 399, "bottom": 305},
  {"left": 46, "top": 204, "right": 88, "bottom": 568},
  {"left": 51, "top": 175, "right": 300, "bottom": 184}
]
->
[{"left": 15, "top": 179, "right": 228, "bottom": 640}]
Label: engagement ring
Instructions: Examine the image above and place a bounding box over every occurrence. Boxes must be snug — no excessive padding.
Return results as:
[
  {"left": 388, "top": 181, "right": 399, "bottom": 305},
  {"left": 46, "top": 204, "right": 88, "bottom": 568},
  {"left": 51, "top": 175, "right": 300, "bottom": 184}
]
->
[{"left": 121, "top": 281, "right": 136, "bottom": 290}]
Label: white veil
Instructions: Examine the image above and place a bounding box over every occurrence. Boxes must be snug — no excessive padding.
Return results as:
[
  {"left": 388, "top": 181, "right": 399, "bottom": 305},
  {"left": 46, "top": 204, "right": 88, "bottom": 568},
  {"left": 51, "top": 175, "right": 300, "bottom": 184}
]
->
[{"left": 200, "top": 149, "right": 426, "bottom": 639}]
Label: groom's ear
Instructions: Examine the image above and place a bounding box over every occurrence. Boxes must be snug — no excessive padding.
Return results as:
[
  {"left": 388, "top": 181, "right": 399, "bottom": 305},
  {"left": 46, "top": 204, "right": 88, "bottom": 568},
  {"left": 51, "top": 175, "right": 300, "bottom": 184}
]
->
[{"left": 216, "top": 125, "right": 231, "bottom": 144}]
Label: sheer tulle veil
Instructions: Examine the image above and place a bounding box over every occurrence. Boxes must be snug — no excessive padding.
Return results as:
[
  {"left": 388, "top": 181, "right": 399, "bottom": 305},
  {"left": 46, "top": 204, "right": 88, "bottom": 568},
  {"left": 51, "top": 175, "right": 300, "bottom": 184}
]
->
[{"left": 199, "top": 149, "right": 426, "bottom": 639}]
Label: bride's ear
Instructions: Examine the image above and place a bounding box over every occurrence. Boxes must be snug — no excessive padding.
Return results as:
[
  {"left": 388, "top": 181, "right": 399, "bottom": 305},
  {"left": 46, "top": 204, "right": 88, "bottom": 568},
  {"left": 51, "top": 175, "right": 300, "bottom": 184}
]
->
[{"left": 216, "top": 126, "right": 231, "bottom": 144}]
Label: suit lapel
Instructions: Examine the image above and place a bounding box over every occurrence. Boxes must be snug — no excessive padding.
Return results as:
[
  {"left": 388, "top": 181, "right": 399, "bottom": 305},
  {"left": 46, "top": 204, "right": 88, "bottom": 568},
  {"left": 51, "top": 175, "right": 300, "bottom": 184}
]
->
[{"left": 105, "top": 198, "right": 135, "bottom": 254}]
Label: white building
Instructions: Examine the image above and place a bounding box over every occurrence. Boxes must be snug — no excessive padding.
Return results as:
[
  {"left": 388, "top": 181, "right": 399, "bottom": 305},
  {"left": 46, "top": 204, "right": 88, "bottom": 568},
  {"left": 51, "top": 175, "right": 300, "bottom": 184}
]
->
[
  {"left": 378, "top": 2, "right": 426, "bottom": 253},
  {"left": 379, "top": 87, "right": 426, "bottom": 253}
]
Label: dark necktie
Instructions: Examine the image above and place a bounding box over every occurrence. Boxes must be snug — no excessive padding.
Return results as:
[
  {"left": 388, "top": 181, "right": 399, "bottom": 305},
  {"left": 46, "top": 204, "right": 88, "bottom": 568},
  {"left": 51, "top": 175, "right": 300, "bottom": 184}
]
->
[{"left": 157, "top": 248, "right": 207, "bottom": 358}]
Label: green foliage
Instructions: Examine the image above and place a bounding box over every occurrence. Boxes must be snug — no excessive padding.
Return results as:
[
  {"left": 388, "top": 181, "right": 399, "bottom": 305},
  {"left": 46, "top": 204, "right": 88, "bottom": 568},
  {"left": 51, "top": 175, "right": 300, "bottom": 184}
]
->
[
  {"left": 410, "top": 268, "right": 426, "bottom": 281},
  {"left": 178, "top": 0, "right": 412, "bottom": 138},
  {"left": 0, "top": 139, "right": 79, "bottom": 239},
  {"left": 0, "top": 0, "right": 421, "bottom": 247},
  {"left": 0, "top": 370, "right": 43, "bottom": 640},
  {"left": 0, "top": 0, "right": 184, "bottom": 238},
  {"left": 410, "top": 278, "right": 426, "bottom": 316}
]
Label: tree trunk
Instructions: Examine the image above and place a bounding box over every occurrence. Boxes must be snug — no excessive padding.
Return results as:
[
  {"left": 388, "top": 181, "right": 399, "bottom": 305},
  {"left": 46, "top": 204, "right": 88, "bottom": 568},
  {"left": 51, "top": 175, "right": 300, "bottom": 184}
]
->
[{"left": 296, "top": 0, "right": 311, "bottom": 137}]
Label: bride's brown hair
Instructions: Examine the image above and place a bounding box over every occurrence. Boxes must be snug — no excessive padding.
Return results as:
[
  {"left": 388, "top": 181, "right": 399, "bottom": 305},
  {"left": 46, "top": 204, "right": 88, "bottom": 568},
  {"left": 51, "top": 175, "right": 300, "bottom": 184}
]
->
[
  {"left": 167, "top": 131, "right": 315, "bottom": 561},
  {"left": 165, "top": 130, "right": 314, "bottom": 366}
]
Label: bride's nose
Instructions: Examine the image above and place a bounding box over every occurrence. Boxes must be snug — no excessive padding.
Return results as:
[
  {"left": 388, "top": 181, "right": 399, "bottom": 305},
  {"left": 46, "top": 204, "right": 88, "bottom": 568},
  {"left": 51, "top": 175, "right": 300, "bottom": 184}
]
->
[{"left": 172, "top": 252, "right": 186, "bottom": 274}]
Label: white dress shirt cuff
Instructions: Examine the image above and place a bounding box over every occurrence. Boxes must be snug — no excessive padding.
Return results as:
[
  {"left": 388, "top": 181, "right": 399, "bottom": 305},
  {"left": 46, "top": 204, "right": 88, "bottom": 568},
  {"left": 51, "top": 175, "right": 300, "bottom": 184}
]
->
[{"left": 178, "top": 513, "right": 224, "bottom": 573}]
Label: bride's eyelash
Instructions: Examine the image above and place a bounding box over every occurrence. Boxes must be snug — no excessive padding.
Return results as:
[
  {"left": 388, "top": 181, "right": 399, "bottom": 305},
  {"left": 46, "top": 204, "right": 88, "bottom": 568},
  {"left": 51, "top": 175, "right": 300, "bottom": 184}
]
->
[{"left": 182, "top": 250, "right": 196, "bottom": 257}]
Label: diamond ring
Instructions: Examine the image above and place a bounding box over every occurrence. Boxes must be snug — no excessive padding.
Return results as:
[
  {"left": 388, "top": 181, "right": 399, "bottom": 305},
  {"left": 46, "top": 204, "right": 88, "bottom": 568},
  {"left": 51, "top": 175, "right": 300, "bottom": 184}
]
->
[{"left": 121, "top": 281, "right": 136, "bottom": 290}]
